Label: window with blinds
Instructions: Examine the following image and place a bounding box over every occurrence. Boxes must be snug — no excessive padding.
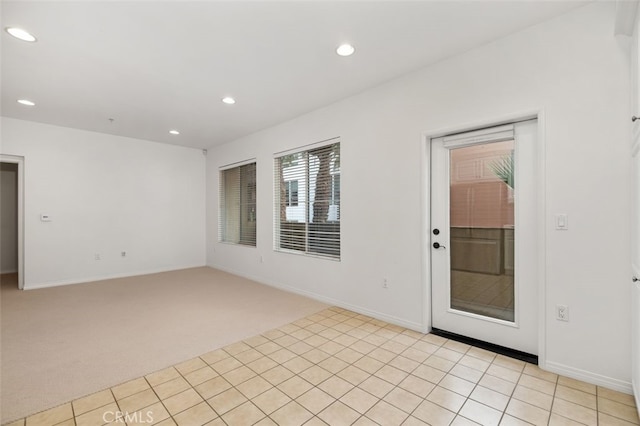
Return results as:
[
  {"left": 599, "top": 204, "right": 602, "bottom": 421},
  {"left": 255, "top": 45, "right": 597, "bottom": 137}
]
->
[
  {"left": 219, "top": 161, "right": 257, "bottom": 246},
  {"left": 274, "top": 140, "right": 340, "bottom": 259}
]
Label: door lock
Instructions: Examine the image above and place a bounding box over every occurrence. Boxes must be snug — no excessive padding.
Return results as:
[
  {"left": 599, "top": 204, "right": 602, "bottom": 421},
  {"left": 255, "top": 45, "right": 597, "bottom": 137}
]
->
[{"left": 433, "top": 242, "right": 446, "bottom": 249}]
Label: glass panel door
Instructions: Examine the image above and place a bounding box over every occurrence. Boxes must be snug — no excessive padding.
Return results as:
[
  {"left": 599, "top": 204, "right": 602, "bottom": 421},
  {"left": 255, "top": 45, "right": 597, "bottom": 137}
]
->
[{"left": 430, "top": 120, "right": 538, "bottom": 355}]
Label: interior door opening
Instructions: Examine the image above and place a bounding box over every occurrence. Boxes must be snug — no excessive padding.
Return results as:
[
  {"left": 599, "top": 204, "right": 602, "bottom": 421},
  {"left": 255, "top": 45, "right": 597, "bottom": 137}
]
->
[{"left": 0, "top": 156, "right": 24, "bottom": 290}]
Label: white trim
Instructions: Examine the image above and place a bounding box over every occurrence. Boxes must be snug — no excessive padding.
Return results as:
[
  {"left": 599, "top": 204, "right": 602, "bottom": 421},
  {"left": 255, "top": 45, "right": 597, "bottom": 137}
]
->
[
  {"left": 424, "top": 112, "right": 538, "bottom": 141},
  {"left": 635, "top": 374, "right": 640, "bottom": 420},
  {"left": 217, "top": 241, "right": 259, "bottom": 249},
  {"left": 422, "top": 109, "right": 546, "bottom": 361},
  {"left": 420, "top": 132, "right": 432, "bottom": 333},
  {"left": 0, "top": 154, "right": 25, "bottom": 290},
  {"left": 210, "top": 263, "right": 424, "bottom": 332},
  {"left": 443, "top": 124, "right": 514, "bottom": 149},
  {"left": 24, "top": 264, "right": 206, "bottom": 290},
  {"left": 273, "top": 136, "right": 340, "bottom": 158},
  {"left": 219, "top": 158, "right": 256, "bottom": 171},
  {"left": 535, "top": 111, "right": 548, "bottom": 370},
  {"left": 445, "top": 308, "right": 520, "bottom": 328},
  {"left": 545, "top": 360, "right": 634, "bottom": 394},
  {"left": 273, "top": 247, "right": 341, "bottom": 262}
]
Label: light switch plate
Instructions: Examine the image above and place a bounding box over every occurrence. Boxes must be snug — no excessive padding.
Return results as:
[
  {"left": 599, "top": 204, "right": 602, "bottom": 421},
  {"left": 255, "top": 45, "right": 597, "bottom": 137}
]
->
[{"left": 555, "top": 214, "right": 568, "bottom": 230}]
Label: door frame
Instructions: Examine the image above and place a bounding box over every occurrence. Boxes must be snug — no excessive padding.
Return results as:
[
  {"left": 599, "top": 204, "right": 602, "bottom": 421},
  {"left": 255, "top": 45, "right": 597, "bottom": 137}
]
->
[
  {"left": 632, "top": 131, "right": 640, "bottom": 412},
  {"left": 421, "top": 110, "right": 547, "bottom": 366},
  {"left": 1, "top": 154, "right": 25, "bottom": 290}
]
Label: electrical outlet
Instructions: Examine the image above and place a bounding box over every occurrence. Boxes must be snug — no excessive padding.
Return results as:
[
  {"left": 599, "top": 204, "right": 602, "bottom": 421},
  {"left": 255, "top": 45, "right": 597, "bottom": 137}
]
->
[
  {"left": 95, "top": 253, "right": 101, "bottom": 261},
  {"left": 556, "top": 304, "right": 569, "bottom": 321},
  {"left": 382, "top": 278, "right": 388, "bottom": 289}
]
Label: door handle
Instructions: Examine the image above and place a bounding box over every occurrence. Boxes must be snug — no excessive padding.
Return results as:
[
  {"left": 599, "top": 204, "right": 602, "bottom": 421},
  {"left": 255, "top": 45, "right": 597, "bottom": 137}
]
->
[{"left": 433, "top": 242, "right": 446, "bottom": 249}]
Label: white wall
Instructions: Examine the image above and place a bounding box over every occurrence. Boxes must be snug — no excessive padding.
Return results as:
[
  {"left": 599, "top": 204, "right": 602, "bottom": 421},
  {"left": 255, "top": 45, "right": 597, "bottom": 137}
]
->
[
  {"left": 206, "top": 3, "right": 633, "bottom": 390},
  {"left": 1, "top": 118, "right": 206, "bottom": 288},
  {"left": 1, "top": 163, "right": 18, "bottom": 273}
]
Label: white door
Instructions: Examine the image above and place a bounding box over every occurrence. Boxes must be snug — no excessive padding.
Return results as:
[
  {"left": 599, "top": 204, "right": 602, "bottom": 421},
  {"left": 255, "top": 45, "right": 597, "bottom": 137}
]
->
[{"left": 431, "top": 121, "right": 539, "bottom": 355}]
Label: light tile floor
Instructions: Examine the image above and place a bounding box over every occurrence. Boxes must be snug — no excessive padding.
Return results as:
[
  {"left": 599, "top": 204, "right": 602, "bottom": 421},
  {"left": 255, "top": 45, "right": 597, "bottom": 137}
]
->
[{"left": 6, "top": 307, "right": 639, "bottom": 426}]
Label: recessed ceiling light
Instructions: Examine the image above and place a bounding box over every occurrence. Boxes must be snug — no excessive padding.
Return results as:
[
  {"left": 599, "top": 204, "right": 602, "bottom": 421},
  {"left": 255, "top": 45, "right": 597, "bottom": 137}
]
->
[
  {"left": 336, "top": 44, "right": 355, "bottom": 57},
  {"left": 169, "top": 130, "right": 180, "bottom": 135},
  {"left": 6, "top": 27, "right": 37, "bottom": 42},
  {"left": 222, "top": 97, "right": 236, "bottom": 105},
  {"left": 17, "top": 99, "right": 35, "bottom": 106}
]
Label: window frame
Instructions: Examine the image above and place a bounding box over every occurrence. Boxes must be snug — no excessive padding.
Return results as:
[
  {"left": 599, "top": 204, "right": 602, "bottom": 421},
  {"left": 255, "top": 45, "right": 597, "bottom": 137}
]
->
[
  {"left": 218, "top": 160, "right": 257, "bottom": 247},
  {"left": 274, "top": 138, "right": 340, "bottom": 260}
]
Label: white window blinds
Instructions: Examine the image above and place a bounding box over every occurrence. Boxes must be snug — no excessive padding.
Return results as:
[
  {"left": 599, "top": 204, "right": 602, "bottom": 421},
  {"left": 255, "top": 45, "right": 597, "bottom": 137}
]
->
[
  {"left": 443, "top": 124, "right": 514, "bottom": 149},
  {"left": 219, "top": 161, "right": 257, "bottom": 246},
  {"left": 274, "top": 141, "right": 340, "bottom": 259}
]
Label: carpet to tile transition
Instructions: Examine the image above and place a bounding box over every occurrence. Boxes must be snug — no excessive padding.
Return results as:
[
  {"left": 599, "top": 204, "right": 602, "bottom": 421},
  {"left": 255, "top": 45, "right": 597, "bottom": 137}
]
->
[{"left": 0, "top": 267, "right": 328, "bottom": 423}]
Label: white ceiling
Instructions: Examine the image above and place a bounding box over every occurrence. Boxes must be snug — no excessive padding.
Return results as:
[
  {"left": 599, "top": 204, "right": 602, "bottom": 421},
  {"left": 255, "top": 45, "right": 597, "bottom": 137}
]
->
[{"left": 1, "top": 1, "right": 588, "bottom": 149}]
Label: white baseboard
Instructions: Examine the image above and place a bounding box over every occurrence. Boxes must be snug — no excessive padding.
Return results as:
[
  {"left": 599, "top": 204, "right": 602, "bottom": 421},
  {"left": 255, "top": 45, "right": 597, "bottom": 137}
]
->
[
  {"left": 634, "top": 377, "right": 640, "bottom": 414},
  {"left": 210, "top": 263, "right": 424, "bottom": 333},
  {"left": 24, "top": 264, "right": 207, "bottom": 290},
  {"left": 544, "top": 360, "right": 634, "bottom": 394}
]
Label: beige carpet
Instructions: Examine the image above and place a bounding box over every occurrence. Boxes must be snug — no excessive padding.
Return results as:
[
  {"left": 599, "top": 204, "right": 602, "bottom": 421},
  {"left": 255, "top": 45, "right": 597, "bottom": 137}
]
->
[{"left": 0, "top": 267, "right": 328, "bottom": 423}]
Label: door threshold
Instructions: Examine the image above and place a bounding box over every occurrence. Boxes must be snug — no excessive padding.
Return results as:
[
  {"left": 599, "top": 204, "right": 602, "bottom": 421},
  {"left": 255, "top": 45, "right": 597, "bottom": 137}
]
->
[{"left": 431, "top": 328, "right": 538, "bottom": 365}]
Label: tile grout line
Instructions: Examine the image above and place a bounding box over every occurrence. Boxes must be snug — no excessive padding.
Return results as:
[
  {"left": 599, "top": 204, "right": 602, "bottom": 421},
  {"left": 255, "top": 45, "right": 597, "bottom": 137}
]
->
[
  {"left": 209, "top": 310, "right": 356, "bottom": 424},
  {"left": 142, "top": 373, "right": 179, "bottom": 426},
  {"left": 271, "top": 310, "right": 426, "bottom": 424}
]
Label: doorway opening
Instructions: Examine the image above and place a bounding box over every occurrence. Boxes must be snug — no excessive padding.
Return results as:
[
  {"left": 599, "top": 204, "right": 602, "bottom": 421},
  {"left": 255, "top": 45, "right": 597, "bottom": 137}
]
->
[{"left": 1, "top": 156, "right": 24, "bottom": 289}]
